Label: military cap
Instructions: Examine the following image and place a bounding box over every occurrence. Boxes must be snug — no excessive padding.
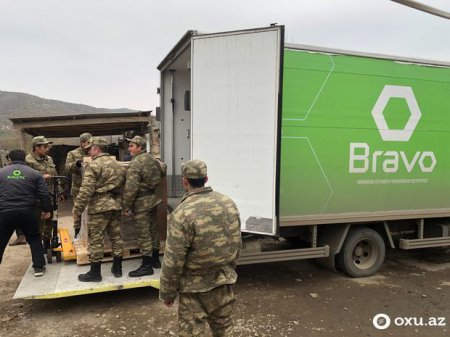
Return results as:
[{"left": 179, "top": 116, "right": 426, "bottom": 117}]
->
[
  {"left": 84, "top": 136, "right": 108, "bottom": 149},
  {"left": 181, "top": 160, "right": 207, "bottom": 179},
  {"left": 127, "top": 135, "right": 146, "bottom": 148},
  {"left": 32, "top": 136, "right": 52, "bottom": 147},
  {"left": 79, "top": 133, "right": 92, "bottom": 142}
]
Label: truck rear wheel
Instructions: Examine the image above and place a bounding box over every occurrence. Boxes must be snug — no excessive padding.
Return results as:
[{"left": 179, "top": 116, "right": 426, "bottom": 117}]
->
[{"left": 337, "top": 228, "right": 385, "bottom": 277}]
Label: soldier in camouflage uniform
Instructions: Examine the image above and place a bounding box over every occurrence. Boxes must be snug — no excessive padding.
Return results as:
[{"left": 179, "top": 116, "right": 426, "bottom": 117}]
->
[
  {"left": 160, "top": 160, "right": 241, "bottom": 337},
  {"left": 123, "top": 136, "right": 162, "bottom": 277},
  {"left": 72, "top": 137, "right": 125, "bottom": 282},
  {"left": 65, "top": 133, "right": 91, "bottom": 237},
  {"left": 26, "top": 136, "right": 58, "bottom": 248}
]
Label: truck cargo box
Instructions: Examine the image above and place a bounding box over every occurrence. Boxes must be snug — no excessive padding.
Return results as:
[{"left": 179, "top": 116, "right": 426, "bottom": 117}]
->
[{"left": 158, "top": 25, "right": 450, "bottom": 237}]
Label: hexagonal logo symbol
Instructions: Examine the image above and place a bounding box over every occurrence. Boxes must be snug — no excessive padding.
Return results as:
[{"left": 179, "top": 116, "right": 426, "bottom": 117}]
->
[{"left": 371, "top": 85, "right": 422, "bottom": 142}]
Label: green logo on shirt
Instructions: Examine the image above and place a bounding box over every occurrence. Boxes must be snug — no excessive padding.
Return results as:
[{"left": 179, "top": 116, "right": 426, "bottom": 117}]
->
[{"left": 7, "top": 169, "right": 26, "bottom": 180}]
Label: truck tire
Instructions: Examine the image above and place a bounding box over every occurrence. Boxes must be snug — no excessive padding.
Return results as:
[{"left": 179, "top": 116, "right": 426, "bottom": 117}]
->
[{"left": 337, "top": 228, "right": 385, "bottom": 277}]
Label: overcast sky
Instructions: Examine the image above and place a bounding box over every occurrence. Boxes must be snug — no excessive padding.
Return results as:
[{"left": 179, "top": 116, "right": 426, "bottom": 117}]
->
[{"left": 0, "top": 0, "right": 449, "bottom": 111}]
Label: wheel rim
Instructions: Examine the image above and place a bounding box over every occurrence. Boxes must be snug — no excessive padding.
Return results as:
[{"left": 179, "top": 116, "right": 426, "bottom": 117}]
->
[{"left": 352, "top": 239, "right": 379, "bottom": 270}]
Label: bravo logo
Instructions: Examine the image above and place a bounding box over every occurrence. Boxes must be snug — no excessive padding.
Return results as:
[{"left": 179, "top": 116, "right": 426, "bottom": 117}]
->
[{"left": 349, "top": 85, "right": 436, "bottom": 174}]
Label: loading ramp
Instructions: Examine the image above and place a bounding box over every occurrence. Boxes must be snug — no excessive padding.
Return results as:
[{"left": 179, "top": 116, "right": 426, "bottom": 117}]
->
[{"left": 14, "top": 259, "right": 160, "bottom": 300}]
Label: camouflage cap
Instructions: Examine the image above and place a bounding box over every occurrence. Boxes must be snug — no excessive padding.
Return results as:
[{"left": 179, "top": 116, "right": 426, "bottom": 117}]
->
[
  {"left": 181, "top": 160, "right": 207, "bottom": 179},
  {"left": 84, "top": 136, "right": 108, "bottom": 149},
  {"left": 32, "top": 136, "right": 52, "bottom": 147},
  {"left": 127, "top": 135, "right": 146, "bottom": 148},
  {"left": 79, "top": 133, "right": 92, "bottom": 142}
]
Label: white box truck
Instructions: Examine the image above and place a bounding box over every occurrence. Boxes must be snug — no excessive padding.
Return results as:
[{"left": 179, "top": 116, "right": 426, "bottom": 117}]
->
[{"left": 157, "top": 25, "right": 450, "bottom": 277}]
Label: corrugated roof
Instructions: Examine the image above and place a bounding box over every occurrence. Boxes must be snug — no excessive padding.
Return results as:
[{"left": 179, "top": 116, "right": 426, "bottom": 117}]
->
[{"left": 10, "top": 111, "right": 153, "bottom": 138}]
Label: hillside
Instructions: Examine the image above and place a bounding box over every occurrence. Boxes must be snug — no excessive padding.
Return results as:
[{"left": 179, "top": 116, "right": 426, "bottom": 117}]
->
[
  {"left": 0, "top": 91, "right": 137, "bottom": 148},
  {"left": 0, "top": 91, "right": 135, "bottom": 119}
]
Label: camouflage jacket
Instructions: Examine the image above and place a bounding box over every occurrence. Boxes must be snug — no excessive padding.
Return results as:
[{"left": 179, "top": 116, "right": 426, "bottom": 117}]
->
[
  {"left": 65, "top": 147, "right": 87, "bottom": 198},
  {"left": 73, "top": 153, "right": 125, "bottom": 215},
  {"left": 122, "top": 150, "right": 162, "bottom": 213},
  {"left": 159, "top": 186, "right": 241, "bottom": 301},
  {"left": 25, "top": 152, "right": 57, "bottom": 192}
]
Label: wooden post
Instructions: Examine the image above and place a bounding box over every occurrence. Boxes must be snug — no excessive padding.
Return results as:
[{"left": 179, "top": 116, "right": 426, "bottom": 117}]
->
[{"left": 18, "top": 129, "right": 27, "bottom": 150}]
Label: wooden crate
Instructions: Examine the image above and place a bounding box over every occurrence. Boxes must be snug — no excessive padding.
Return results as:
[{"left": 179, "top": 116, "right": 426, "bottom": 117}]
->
[{"left": 75, "top": 241, "right": 142, "bottom": 265}]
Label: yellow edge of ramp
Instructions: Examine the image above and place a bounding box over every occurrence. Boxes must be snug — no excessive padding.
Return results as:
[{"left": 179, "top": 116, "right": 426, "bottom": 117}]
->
[{"left": 29, "top": 279, "right": 160, "bottom": 299}]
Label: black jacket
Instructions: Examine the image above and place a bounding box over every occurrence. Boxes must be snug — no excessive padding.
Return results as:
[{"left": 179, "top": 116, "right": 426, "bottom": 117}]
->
[{"left": 0, "top": 161, "right": 51, "bottom": 212}]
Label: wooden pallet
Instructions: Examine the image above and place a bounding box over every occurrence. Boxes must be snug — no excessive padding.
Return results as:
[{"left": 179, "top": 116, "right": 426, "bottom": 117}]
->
[
  {"left": 76, "top": 246, "right": 143, "bottom": 265},
  {"left": 74, "top": 236, "right": 165, "bottom": 265}
]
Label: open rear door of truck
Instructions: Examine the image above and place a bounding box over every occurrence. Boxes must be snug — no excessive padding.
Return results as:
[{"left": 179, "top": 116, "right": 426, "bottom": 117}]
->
[{"left": 190, "top": 26, "right": 284, "bottom": 236}]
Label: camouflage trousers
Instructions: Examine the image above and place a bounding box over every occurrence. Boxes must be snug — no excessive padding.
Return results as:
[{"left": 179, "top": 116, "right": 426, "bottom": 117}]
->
[
  {"left": 36, "top": 208, "right": 53, "bottom": 240},
  {"left": 72, "top": 191, "right": 81, "bottom": 231},
  {"left": 134, "top": 206, "right": 159, "bottom": 256},
  {"left": 88, "top": 210, "right": 124, "bottom": 263},
  {"left": 73, "top": 217, "right": 81, "bottom": 231},
  {"left": 178, "top": 284, "right": 235, "bottom": 337}
]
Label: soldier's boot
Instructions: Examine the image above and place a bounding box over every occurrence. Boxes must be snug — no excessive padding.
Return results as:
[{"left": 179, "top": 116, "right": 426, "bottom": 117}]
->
[
  {"left": 9, "top": 235, "right": 27, "bottom": 246},
  {"left": 128, "top": 256, "right": 154, "bottom": 277},
  {"left": 111, "top": 256, "right": 123, "bottom": 278},
  {"left": 74, "top": 228, "right": 80, "bottom": 238},
  {"left": 150, "top": 250, "right": 161, "bottom": 269},
  {"left": 78, "top": 262, "right": 102, "bottom": 282}
]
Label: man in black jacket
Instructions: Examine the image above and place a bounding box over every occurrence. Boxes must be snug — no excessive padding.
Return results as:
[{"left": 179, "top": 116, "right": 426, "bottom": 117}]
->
[{"left": 0, "top": 149, "right": 51, "bottom": 276}]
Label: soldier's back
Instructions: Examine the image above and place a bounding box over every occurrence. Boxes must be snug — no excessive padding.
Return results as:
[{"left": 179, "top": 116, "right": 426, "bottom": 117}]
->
[
  {"left": 92, "top": 154, "right": 125, "bottom": 192},
  {"left": 175, "top": 188, "right": 241, "bottom": 271},
  {"left": 81, "top": 154, "right": 125, "bottom": 214},
  {"left": 133, "top": 152, "right": 160, "bottom": 188}
]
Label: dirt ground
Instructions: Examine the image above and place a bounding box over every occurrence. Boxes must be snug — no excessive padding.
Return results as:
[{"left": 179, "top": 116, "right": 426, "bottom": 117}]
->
[{"left": 1, "top": 203, "right": 449, "bottom": 337}]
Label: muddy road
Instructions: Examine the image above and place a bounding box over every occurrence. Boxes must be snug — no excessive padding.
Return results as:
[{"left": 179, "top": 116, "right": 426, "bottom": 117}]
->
[{"left": 1, "top": 235, "right": 449, "bottom": 337}]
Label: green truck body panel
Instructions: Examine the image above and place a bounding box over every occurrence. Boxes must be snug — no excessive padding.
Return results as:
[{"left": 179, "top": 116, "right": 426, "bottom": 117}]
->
[{"left": 280, "top": 49, "right": 450, "bottom": 219}]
